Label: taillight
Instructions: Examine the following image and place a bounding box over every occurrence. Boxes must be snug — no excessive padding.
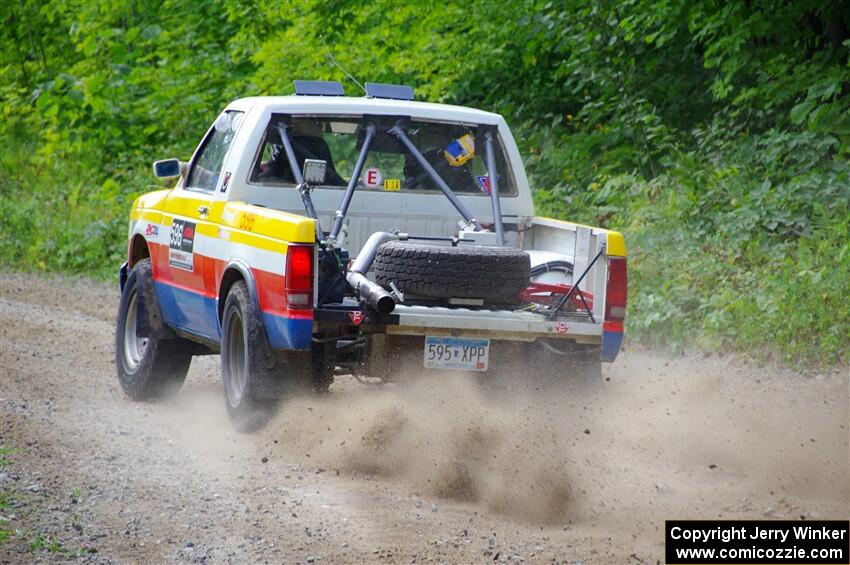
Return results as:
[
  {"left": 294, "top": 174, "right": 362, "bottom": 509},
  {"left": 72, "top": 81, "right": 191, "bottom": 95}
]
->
[
  {"left": 604, "top": 257, "right": 627, "bottom": 330},
  {"left": 285, "top": 245, "right": 313, "bottom": 308}
]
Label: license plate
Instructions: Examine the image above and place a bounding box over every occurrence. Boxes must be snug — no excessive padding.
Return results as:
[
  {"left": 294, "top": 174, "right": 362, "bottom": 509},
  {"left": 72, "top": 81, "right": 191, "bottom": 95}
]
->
[{"left": 423, "top": 336, "right": 490, "bottom": 371}]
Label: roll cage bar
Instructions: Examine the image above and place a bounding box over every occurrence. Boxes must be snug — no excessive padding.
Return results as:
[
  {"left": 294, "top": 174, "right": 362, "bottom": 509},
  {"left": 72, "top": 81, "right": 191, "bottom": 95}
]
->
[{"left": 275, "top": 115, "right": 506, "bottom": 247}]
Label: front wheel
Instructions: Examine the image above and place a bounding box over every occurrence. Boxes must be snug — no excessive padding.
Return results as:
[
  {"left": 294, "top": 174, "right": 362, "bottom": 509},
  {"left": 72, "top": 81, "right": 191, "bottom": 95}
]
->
[{"left": 115, "top": 259, "right": 192, "bottom": 400}]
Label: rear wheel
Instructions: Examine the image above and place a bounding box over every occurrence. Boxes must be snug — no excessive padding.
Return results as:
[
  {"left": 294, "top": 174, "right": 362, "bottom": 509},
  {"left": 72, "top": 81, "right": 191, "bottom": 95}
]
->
[
  {"left": 221, "top": 282, "right": 276, "bottom": 431},
  {"left": 115, "top": 259, "right": 192, "bottom": 400},
  {"left": 220, "top": 281, "right": 311, "bottom": 432}
]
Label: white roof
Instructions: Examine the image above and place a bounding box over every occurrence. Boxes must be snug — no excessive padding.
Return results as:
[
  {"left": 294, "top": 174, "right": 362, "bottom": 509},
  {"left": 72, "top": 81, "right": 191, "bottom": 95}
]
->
[{"left": 227, "top": 95, "right": 504, "bottom": 125}]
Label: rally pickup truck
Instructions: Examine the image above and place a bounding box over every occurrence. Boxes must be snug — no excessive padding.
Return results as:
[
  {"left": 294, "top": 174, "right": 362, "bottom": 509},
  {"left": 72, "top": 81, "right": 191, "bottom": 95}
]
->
[{"left": 115, "top": 80, "right": 627, "bottom": 430}]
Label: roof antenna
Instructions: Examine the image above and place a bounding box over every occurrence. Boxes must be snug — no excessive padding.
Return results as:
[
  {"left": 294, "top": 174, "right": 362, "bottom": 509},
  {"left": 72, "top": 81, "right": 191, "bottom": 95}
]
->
[{"left": 326, "top": 53, "right": 366, "bottom": 95}]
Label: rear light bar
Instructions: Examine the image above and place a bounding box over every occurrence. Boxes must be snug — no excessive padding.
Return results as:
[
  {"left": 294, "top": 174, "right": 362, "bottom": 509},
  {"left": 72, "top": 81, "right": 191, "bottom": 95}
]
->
[
  {"left": 604, "top": 257, "right": 627, "bottom": 331},
  {"left": 285, "top": 245, "right": 314, "bottom": 309}
]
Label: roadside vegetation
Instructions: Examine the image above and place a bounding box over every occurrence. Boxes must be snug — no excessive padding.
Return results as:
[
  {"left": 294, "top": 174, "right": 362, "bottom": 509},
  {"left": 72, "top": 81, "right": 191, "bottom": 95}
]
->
[
  {"left": 1, "top": 1, "right": 847, "bottom": 366},
  {"left": 0, "top": 447, "right": 14, "bottom": 545}
]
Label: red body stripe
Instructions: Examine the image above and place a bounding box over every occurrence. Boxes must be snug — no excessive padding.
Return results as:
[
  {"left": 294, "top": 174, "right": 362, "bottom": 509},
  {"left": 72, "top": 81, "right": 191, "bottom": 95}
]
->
[{"left": 147, "top": 241, "right": 313, "bottom": 320}]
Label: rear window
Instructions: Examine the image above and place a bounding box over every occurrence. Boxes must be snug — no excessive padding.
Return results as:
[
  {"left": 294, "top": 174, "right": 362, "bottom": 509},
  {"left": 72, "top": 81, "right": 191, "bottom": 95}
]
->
[{"left": 249, "top": 115, "right": 517, "bottom": 197}]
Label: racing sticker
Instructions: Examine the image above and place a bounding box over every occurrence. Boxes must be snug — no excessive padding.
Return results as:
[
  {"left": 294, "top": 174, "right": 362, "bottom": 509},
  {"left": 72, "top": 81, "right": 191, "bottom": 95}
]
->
[
  {"left": 169, "top": 219, "right": 196, "bottom": 271},
  {"left": 363, "top": 168, "right": 383, "bottom": 188},
  {"left": 383, "top": 178, "right": 400, "bottom": 191},
  {"left": 239, "top": 211, "right": 257, "bottom": 232},
  {"left": 476, "top": 174, "right": 501, "bottom": 195},
  {"left": 220, "top": 171, "right": 231, "bottom": 193}
]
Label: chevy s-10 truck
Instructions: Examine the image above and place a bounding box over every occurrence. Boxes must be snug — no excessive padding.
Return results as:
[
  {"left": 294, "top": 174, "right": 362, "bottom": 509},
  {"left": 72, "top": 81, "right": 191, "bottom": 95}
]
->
[{"left": 115, "top": 80, "right": 627, "bottom": 430}]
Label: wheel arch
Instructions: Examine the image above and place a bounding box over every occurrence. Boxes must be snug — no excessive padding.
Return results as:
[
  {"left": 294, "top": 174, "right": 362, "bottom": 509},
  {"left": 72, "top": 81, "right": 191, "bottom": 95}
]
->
[
  {"left": 128, "top": 234, "right": 150, "bottom": 267},
  {"left": 217, "top": 260, "right": 260, "bottom": 324}
]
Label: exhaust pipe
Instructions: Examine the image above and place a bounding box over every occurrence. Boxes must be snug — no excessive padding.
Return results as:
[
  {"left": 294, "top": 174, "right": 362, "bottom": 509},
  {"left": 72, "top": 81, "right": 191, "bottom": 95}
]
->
[
  {"left": 346, "top": 232, "right": 407, "bottom": 315},
  {"left": 347, "top": 271, "right": 396, "bottom": 315}
]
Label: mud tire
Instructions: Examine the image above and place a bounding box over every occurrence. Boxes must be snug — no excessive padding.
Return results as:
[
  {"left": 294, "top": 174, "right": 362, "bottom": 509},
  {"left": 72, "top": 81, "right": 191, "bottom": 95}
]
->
[
  {"left": 373, "top": 240, "right": 530, "bottom": 305},
  {"left": 221, "top": 281, "right": 280, "bottom": 432},
  {"left": 220, "top": 281, "right": 312, "bottom": 432},
  {"left": 115, "top": 259, "right": 193, "bottom": 401}
]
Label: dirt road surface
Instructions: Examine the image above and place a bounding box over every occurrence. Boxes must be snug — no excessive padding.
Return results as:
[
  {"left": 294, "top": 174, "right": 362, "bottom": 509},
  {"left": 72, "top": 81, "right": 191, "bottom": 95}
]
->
[{"left": 1, "top": 272, "right": 847, "bottom": 564}]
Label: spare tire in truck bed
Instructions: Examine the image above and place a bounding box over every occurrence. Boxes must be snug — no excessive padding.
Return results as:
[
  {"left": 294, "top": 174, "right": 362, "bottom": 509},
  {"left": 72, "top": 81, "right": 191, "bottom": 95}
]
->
[{"left": 373, "top": 240, "right": 531, "bottom": 305}]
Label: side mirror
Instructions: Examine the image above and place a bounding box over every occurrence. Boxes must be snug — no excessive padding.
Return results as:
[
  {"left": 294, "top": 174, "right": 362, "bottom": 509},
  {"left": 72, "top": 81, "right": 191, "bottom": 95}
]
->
[
  {"left": 153, "top": 158, "right": 185, "bottom": 178},
  {"left": 302, "top": 159, "right": 327, "bottom": 185}
]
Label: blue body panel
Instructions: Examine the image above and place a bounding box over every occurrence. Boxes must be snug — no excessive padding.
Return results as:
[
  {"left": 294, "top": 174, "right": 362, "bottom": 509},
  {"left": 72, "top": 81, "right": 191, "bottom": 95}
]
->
[
  {"left": 601, "top": 330, "right": 624, "bottom": 362},
  {"left": 154, "top": 280, "right": 311, "bottom": 350},
  {"left": 155, "top": 281, "right": 221, "bottom": 341},
  {"left": 262, "top": 313, "right": 312, "bottom": 350}
]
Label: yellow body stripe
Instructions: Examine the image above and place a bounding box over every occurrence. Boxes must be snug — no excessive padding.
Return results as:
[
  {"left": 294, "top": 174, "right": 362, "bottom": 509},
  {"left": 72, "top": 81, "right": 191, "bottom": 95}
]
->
[
  {"left": 131, "top": 191, "right": 316, "bottom": 253},
  {"left": 213, "top": 201, "right": 315, "bottom": 244}
]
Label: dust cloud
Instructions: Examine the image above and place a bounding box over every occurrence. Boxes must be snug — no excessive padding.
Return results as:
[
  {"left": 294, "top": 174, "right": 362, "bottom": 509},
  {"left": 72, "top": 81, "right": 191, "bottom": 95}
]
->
[
  {"left": 133, "top": 349, "right": 849, "bottom": 529},
  {"left": 262, "top": 354, "right": 848, "bottom": 527},
  {"left": 267, "top": 374, "right": 582, "bottom": 524}
]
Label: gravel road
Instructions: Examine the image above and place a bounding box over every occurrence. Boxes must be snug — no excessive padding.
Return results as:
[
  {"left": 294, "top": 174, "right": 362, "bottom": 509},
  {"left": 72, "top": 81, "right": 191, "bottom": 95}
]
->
[{"left": 1, "top": 272, "right": 847, "bottom": 564}]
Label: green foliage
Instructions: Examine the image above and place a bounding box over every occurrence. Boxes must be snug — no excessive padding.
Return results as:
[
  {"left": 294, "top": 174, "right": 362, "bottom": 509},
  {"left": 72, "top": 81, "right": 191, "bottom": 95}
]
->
[
  {"left": 1, "top": 0, "right": 848, "bottom": 366},
  {"left": 621, "top": 128, "right": 850, "bottom": 364},
  {"left": 0, "top": 447, "right": 14, "bottom": 546},
  {"left": 29, "top": 534, "right": 68, "bottom": 554}
]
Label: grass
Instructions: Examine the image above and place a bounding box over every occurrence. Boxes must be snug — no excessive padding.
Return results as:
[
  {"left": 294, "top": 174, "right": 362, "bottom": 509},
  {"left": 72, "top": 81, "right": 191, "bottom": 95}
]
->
[
  {"left": 29, "top": 534, "right": 69, "bottom": 554},
  {"left": 0, "top": 447, "right": 15, "bottom": 547}
]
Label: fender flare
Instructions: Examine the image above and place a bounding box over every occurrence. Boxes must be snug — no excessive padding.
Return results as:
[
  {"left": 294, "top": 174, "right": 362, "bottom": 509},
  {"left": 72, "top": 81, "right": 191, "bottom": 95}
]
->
[
  {"left": 217, "top": 260, "right": 261, "bottom": 325},
  {"left": 133, "top": 259, "right": 179, "bottom": 340}
]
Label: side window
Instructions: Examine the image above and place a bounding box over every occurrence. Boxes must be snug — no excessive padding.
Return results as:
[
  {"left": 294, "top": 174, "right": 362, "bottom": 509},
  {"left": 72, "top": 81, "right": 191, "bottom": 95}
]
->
[{"left": 186, "top": 111, "right": 244, "bottom": 191}]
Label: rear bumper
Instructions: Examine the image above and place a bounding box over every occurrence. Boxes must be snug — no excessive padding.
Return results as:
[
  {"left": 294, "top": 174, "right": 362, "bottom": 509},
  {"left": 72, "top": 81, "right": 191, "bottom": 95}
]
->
[
  {"left": 388, "top": 304, "right": 602, "bottom": 341},
  {"left": 314, "top": 301, "right": 626, "bottom": 361},
  {"left": 391, "top": 305, "right": 626, "bottom": 362}
]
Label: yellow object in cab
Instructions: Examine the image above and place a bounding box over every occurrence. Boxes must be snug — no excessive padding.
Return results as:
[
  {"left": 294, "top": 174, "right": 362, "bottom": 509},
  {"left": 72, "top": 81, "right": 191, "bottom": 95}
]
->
[{"left": 443, "top": 134, "right": 475, "bottom": 167}]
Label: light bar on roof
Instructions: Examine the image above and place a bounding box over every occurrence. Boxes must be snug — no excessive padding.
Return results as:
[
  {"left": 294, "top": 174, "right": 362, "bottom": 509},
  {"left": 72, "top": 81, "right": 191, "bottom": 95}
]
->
[
  {"left": 293, "top": 80, "right": 345, "bottom": 96},
  {"left": 364, "top": 82, "right": 414, "bottom": 100}
]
